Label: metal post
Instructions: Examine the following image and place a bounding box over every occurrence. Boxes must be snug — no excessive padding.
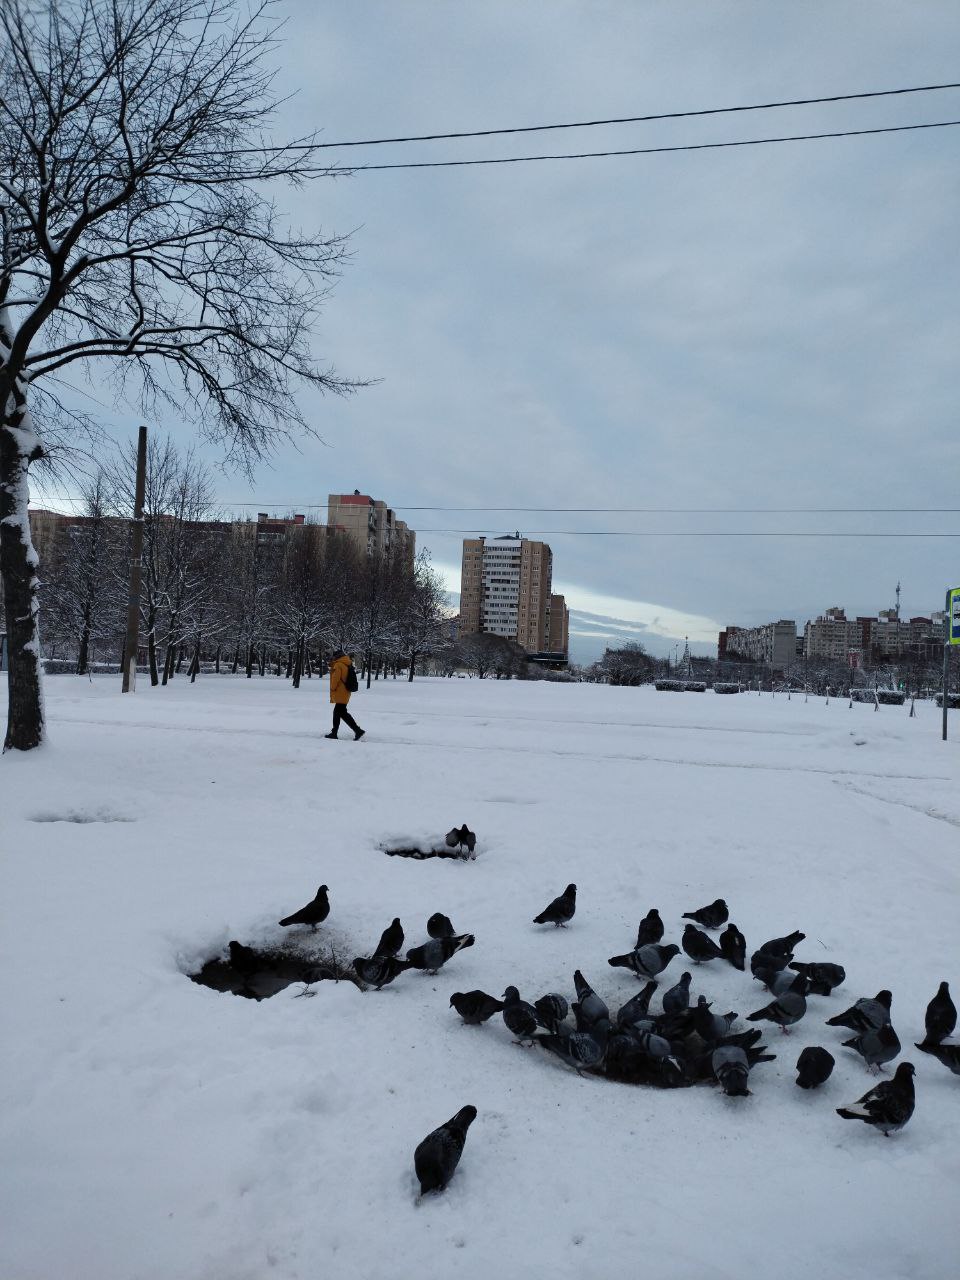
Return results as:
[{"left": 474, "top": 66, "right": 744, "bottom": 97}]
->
[
  {"left": 943, "top": 587, "right": 950, "bottom": 742},
  {"left": 122, "top": 426, "right": 147, "bottom": 693}
]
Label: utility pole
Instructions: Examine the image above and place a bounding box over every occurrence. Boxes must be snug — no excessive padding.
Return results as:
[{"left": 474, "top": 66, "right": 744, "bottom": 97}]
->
[
  {"left": 122, "top": 426, "right": 147, "bottom": 693},
  {"left": 943, "top": 587, "right": 951, "bottom": 742}
]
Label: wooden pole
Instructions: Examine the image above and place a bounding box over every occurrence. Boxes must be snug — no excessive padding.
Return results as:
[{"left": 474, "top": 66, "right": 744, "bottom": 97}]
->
[{"left": 121, "top": 426, "right": 147, "bottom": 693}]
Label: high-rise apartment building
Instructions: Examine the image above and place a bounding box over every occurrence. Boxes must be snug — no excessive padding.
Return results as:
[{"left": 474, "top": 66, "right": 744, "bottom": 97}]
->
[
  {"left": 719, "top": 619, "right": 797, "bottom": 669},
  {"left": 459, "top": 534, "right": 554, "bottom": 653},
  {"left": 547, "top": 594, "right": 570, "bottom": 656},
  {"left": 327, "top": 491, "right": 415, "bottom": 563}
]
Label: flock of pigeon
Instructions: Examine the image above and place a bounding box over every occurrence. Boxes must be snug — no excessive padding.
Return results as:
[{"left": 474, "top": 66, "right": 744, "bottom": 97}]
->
[{"left": 226, "top": 872, "right": 956, "bottom": 1197}]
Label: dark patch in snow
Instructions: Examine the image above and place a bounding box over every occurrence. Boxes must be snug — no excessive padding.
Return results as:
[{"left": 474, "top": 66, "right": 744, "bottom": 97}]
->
[
  {"left": 383, "top": 845, "right": 475, "bottom": 861},
  {"left": 190, "top": 944, "right": 358, "bottom": 1001},
  {"left": 29, "top": 811, "right": 136, "bottom": 824}
]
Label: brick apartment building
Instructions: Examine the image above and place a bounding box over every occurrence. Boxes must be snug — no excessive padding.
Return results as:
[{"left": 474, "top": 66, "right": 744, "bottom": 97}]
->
[
  {"left": 327, "top": 491, "right": 415, "bottom": 564},
  {"left": 459, "top": 534, "right": 561, "bottom": 654}
]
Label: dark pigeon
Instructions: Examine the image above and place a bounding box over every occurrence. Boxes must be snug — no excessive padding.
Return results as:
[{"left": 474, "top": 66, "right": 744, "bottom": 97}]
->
[
  {"left": 746, "top": 974, "right": 808, "bottom": 1032},
  {"left": 750, "top": 949, "right": 793, "bottom": 983},
  {"left": 635, "top": 909, "right": 664, "bottom": 947},
  {"left": 616, "top": 981, "right": 659, "bottom": 1029},
  {"left": 278, "top": 884, "right": 330, "bottom": 930},
  {"left": 923, "top": 981, "right": 956, "bottom": 1044},
  {"left": 459, "top": 825, "right": 477, "bottom": 856},
  {"left": 826, "top": 991, "right": 892, "bottom": 1034},
  {"left": 712, "top": 1044, "right": 751, "bottom": 1096},
  {"left": 427, "top": 912, "right": 456, "bottom": 940},
  {"left": 758, "top": 929, "right": 805, "bottom": 957},
  {"left": 608, "top": 943, "right": 680, "bottom": 980},
  {"left": 682, "top": 898, "right": 729, "bottom": 930},
  {"left": 414, "top": 1105, "right": 477, "bottom": 1195},
  {"left": 662, "top": 972, "right": 692, "bottom": 1016},
  {"left": 449, "top": 990, "right": 504, "bottom": 1025},
  {"left": 682, "top": 923, "right": 723, "bottom": 964},
  {"left": 353, "top": 954, "right": 413, "bottom": 989},
  {"left": 228, "top": 940, "right": 260, "bottom": 977},
  {"left": 374, "top": 917, "right": 404, "bottom": 958},
  {"left": 914, "top": 1040, "right": 960, "bottom": 1076},
  {"left": 788, "top": 961, "right": 846, "bottom": 995},
  {"left": 534, "top": 993, "right": 569, "bottom": 1033},
  {"left": 719, "top": 923, "right": 746, "bottom": 971},
  {"left": 837, "top": 1062, "right": 915, "bottom": 1134},
  {"left": 843, "top": 1021, "right": 901, "bottom": 1071},
  {"left": 537, "top": 1019, "right": 609, "bottom": 1074},
  {"left": 502, "top": 986, "right": 539, "bottom": 1043},
  {"left": 796, "top": 1046, "right": 835, "bottom": 1089},
  {"left": 694, "top": 995, "right": 738, "bottom": 1042},
  {"left": 533, "top": 883, "right": 577, "bottom": 927},
  {"left": 573, "top": 970, "right": 608, "bottom": 1029},
  {"left": 406, "top": 933, "right": 475, "bottom": 974}
]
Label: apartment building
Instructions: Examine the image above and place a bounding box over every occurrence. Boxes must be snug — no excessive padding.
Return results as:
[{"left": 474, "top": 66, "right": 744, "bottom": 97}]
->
[
  {"left": 547, "top": 593, "right": 570, "bottom": 656},
  {"left": 719, "top": 619, "right": 797, "bottom": 669},
  {"left": 803, "top": 607, "right": 863, "bottom": 661},
  {"left": 327, "top": 491, "right": 415, "bottom": 563},
  {"left": 459, "top": 534, "right": 554, "bottom": 653}
]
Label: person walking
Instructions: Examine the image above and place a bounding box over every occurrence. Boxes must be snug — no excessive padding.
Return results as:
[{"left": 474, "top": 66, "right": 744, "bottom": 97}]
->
[{"left": 326, "top": 650, "right": 365, "bottom": 740}]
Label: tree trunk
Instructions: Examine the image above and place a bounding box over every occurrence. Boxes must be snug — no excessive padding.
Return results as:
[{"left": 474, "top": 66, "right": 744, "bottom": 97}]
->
[
  {"left": 189, "top": 636, "right": 201, "bottom": 683},
  {"left": 176, "top": 645, "right": 186, "bottom": 673},
  {"left": 305, "top": 649, "right": 312, "bottom": 678},
  {"left": 0, "top": 419, "right": 44, "bottom": 750},
  {"left": 77, "top": 610, "right": 91, "bottom": 677},
  {"left": 246, "top": 641, "right": 254, "bottom": 678},
  {"left": 408, "top": 650, "right": 416, "bottom": 682},
  {"left": 366, "top": 650, "right": 373, "bottom": 689},
  {"left": 285, "top": 646, "right": 293, "bottom": 679},
  {"left": 292, "top": 637, "right": 304, "bottom": 689},
  {"left": 232, "top": 641, "right": 240, "bottom": 674},
  {"left": 161, "top": 643, "right": 173, "bottom": 685},
  {"left": 258, "top": 645, "right": 266, "bottom": 676},
  {"left": 147, "top": 606, "right": 159, "bottom": 686},
  {"left": 214, "top": 644, "right": 221, "bottom": 674}
]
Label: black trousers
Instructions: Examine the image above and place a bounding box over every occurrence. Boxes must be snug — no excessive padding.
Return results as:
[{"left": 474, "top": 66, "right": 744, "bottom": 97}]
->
[{"left": 332, "top": 703, "right": 360, "bottom": 735}]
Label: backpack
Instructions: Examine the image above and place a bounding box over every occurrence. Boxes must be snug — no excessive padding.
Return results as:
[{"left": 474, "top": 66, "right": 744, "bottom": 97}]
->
[{"left": 344, "top": 663, "right": 359, "bottom": 693}]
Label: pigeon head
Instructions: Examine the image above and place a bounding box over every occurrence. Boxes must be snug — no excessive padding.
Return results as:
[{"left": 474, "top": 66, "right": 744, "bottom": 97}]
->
[
  {"left": 662, "top": 944, "right": 681, "bottom": 960},
  {"left": 454, "top": 1105, "right": 478, "bottom": 1127},
  {"left": 449, "top": 993, "right": 463, "bottom": 1007},
  {"left": 565, "top": 884, "right": 577, "bottom": 895},
  {"left": 876, "top": 990, "right": 893, "bottom": 1009},
  {"left": 502, "top": 986, "right": 520, "bottom": 1001},
  {"left": 679, "top": 973, "right": 692, "bottom": 985},
  {"left": 317, "top": 885, "right": 328, "bottom": 895},
  {"left": 895, "top": 1062, "right": 916, "bottom": 1080}
]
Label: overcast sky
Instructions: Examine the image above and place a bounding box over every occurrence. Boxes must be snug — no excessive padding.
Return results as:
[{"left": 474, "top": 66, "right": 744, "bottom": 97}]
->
[{"left": 41, "top": 1, "right": 960, "bottom": 657}]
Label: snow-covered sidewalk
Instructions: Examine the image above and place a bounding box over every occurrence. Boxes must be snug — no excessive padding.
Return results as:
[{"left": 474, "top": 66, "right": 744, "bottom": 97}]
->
[{"left": 2, "top": 675, "right": 958, "bottom": 1280}]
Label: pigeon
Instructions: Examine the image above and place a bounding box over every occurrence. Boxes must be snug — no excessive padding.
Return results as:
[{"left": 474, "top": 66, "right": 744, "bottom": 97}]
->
[
  {"left": 573, "top": 971, "right": 608, "bottom": 1029},
  {"left": 768, "top": 970, "right": 811, "bottom": 998},
  {"left": 758, "top": 929, "right": 805, "bottom": 957},
  {"left": 682, "top": 898, "right": 729, "bottom": 930},
  {"left": 374, "top": 917, "right": 404, "bottom": 957},
  {"left": 719, "top": 924, "right": 746, "bottom": 971},
  {"left": 445, "top": 825, "right": 477, "bottom": 857},
  {"left": 746, "top": 974, "right": 808, "bottom": 1032},
  {"left": 353, "top": 954, "right": 413, "bottom": 989},
  {"left": 788, "top": 961, "right": 846, "bottom": 996},
  {"left": 836, "top": 1062, "right": 915, "bottom": 1135},
  {"left": 537, "top": 1019, "right": 609, "bottom": 1074},
  {"left": 450, "top": 990, "right": 504, "bottom": 1025},
  {"left": 750, "top": 949, "right": 794, "bottom": 983},
  {"left": 534, "top": 993, "right": 569, "bottom": 1033},
  {"left": 712, "top": 1044, "right": 751, "bottom": 1096},
  {"left": 445, "top": 825, "right": 464, "bottom": 850},
  {"left": 228, "top": 940, "right": 260, "bottom": 977},
  {"left": 826, "top": 991, "right": 892, "bottom": 1034},
  {"left": 694, "top": 995, "right": 738, "bottom": 1042},
  {"left": 278, "top": 885, "right": 330, "bottom": 930},
  {"left": 843, "top": 1021, "right": 901, "bottom": 1071},
  {"left": 923, "top": 981, "right": 956, "bottom": 1044},
  {"left": 502, "top": 987, "right": 540, "bottom": 1043},
  {"left": 682, "top": 924, "right": 723, "bottom": 964},
  {"left": 414, "top": 1105, "right": 477, "bottom": 1195},
  {"left": 914, "top": 1040, "right": 960, "bottom": 1076},
  {"left": 635, "top": 909, "right": 664, "bottom": 947},
  {"left": 616, "top": 981, "right": 659, "bottom": 1029},
  {"left": 406, "top": 934, "right": 474, "bottom": 974},
  {"left": 427, "top": 912, "right": 456, "bottom": 940},
  {"left": 623, "top": 1026, "right": 673, "bottom": 1059},
  {"left": 662, "top": 972, "right": 692, "bottom": 1016},
  {"left": 533, "top": 883, "right": 577, "bottom": 927},
  {"left": 608, "top": 943, "right": 680, "bottom": 980},
  {"left": 796, "top": 1046, "right": 835, "bottom": 1089}
]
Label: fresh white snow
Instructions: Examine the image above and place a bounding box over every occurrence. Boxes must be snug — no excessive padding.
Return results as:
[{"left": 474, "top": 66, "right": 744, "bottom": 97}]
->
[{"left": 2, "top": 675, "right": 958, "bottom": 1280}]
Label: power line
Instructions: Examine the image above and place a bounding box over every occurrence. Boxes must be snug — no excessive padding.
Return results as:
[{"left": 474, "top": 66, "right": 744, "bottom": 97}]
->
[
  {"left": 35, "top": 499, "right": 960, "bottom": 514},
  {"left": 408, "top": 530, "right": 960, "bottom": 538},
  {"left": 237, "top": 81, "right": 960, "bottom": 152},
  {"left": 342, "top": 119, "right": 960, "bottom": 171}
]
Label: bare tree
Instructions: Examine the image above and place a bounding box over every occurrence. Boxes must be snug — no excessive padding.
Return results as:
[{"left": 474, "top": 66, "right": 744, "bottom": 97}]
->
[
  {"left": 392, "top": 549, "right": 446, "bottom": 681},
  {"left": 0, "top": 0, "right": 358, "bottom": 750}
]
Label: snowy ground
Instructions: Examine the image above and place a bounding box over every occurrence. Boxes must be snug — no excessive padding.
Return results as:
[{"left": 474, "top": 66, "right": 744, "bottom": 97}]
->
[{"left": 2, "top": 674, "right": 959, "bottom": 1280}]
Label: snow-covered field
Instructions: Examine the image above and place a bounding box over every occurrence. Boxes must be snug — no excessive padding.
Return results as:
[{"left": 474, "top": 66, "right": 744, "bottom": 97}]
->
[{"left": 2, "top": 674, "right": 959, "bottom": 1280}]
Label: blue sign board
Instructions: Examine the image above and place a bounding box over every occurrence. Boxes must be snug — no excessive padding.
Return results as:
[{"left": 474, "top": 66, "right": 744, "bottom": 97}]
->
[{"left": 951, "top": 587, "right": 960, "bottom": 645}]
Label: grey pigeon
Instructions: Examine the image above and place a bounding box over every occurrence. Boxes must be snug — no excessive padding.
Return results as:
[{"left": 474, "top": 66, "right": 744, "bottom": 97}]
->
[
  {"left": 914, "top": 1040, "right": 960, "bottom": 1076},
  {"left": 746, "top": 974, "right": 808, "bottom": 1032},
  {"left": 796, "top": 1046, "right": 835, "bottom": 1089},
  {"left": 502, "top": 986, "right": 539, "bottom": 1042},
  {"left": 353, "top": 954, "right": 413, "bottom": 989},
  {"left": 719, "top": 923, "right": 746, "bottom": 971},
  {"left": 537, "top": 1019, "right": 609, "bottom": 1074},
  {"left": 449, "top": 990, "right": 504, "bottom": 1025},
  {"left": 758, "top": 929, "right": 805, "bottom": 957},
  {"left": 788, "top": 961, "right": 846, "bottom": 995},
  {"left": 682, "top": 898, "right": 729, "bottom": 930},
  {"left": 608, "top": 942, "right": 680, "bottom": 980},
  {"left": 662, "top": 971, "right": 692, "bottom": 1016},
  {"left": 427, "top": 912, "right": 456, "bottom": 940},
  {"left": 374, "top": 917, "right": 404, "bottom": 957},
  {"left": 750, "top": 949, "right": 793, "bottom": 983},
  {"left": 636, "top": 909, "right": 664, "bottom": 947},
  {"left": 826, "top": 990, "right": 892, "bottom": 1034},
  {"left": 406, "top": 933, "right": 474, "bottom": 974},
  {"left": 837, "top": 1062, "right": 915, "bottom": 1134},
  {"left": 682, "top": 923, "right": 723, "bottom": 964},
  {"left": 278, "top": 885, "right": 329, "bottom": 930},
  {"left": 712, "top": 1044, "right": 751, "bottom": 1096},
  {"left": 616, "top": 981, "right": 659, "bottom": 1028},
  {"left": 923, "top": 981, "right": 956, "bottom": 1044},
  {"left": 573, "top": 970, "right": 608, "bottom": 1029},
  {"left": 768, "top": 969, "right": 811, "bottom": 998},
  {"left": 414, "top": 1105, "right": 477, "bottom": 1195},
  {"left": 534, "top": 993, "right": 569, "bottom": 1033},
  {"left": 694, "top": 994, "right": 738, "bottom": 1042},
  {"left": 533, "top": 883, "right": 577, "bottom": 927},
  {"left": 843, "top": 1020, "right": 901, "bottom": 1070}
]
